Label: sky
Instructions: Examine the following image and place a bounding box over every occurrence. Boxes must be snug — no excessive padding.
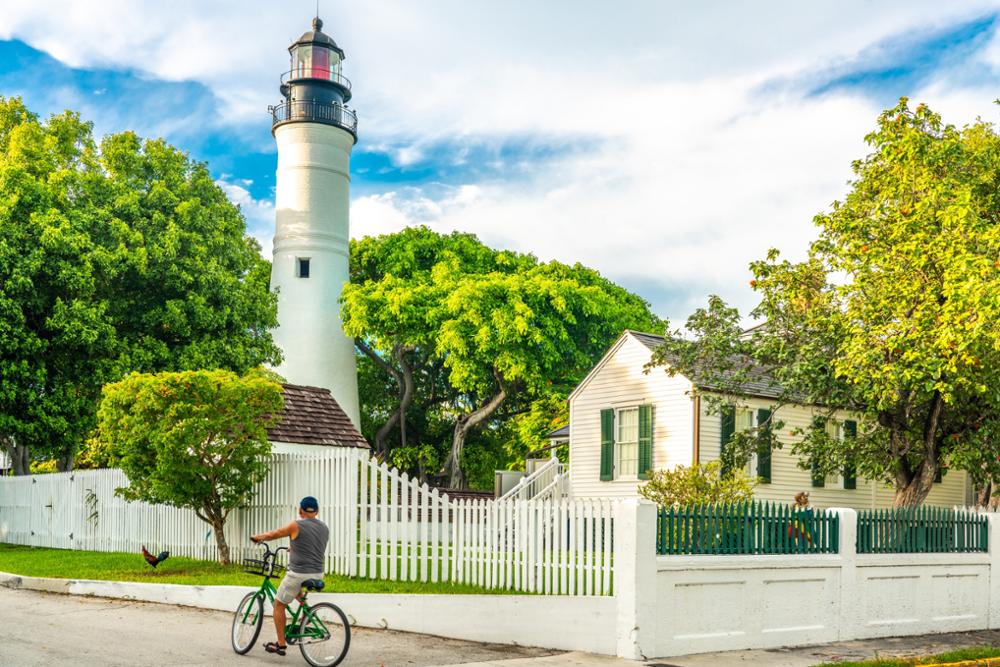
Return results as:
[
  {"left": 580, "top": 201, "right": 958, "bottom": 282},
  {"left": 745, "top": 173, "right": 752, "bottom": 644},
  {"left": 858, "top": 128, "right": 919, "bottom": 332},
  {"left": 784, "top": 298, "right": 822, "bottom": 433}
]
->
[{"left": 0, "top": 1, "right": 998, "bottom": 324}]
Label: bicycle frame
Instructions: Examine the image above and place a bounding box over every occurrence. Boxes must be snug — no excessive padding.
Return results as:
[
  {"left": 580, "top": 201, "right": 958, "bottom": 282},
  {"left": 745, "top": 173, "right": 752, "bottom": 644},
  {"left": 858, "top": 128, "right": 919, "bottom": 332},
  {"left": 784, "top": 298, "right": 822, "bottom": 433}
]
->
[{"left": 242, "top": 544, "right": 333, "bottom": 643}]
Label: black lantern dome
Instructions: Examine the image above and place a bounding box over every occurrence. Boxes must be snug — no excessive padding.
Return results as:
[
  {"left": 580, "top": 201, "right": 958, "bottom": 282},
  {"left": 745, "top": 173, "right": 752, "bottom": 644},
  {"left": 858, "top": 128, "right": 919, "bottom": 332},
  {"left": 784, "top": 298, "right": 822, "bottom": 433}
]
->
[{"left": 270, "top": 17, "right": 357, "bottom": 139}]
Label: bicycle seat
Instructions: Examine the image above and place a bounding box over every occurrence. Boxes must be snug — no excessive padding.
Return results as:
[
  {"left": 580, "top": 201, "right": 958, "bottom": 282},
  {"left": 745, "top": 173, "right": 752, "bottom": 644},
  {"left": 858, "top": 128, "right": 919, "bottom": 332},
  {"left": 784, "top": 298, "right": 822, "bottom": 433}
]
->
[{"left": 301, "top": 579, "right": 325, "bottom": 592}]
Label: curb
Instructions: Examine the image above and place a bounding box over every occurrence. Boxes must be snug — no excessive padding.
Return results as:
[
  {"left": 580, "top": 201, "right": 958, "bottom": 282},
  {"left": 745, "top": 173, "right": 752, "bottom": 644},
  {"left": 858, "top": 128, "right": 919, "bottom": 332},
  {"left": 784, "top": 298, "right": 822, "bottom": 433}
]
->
[{"left": 0, "top": 570, "right": 253, "bottom": 613}]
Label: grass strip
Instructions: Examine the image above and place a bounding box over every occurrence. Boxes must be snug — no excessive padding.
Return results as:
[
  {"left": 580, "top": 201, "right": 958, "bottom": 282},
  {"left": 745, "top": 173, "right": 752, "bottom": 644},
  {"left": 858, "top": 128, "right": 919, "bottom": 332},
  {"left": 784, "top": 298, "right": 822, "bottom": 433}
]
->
[
  {"left": 813, "top": 647, "right": 1000, "bottom": 666},
  {"left": 0, "top": 543, "right": 515, "bottom": 594}
]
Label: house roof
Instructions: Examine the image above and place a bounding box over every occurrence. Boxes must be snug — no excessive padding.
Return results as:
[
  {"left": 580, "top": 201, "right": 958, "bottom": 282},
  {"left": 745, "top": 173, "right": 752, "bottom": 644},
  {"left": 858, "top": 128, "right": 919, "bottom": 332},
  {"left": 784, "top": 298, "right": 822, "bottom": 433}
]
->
[
  {"left": 546, "top": 424, "right": 569, "bottom": 440},
  {"left": 627, "top": 330, "right": 785, "bottom": 400},
  {"left": 268, "top": 384, "right": 369, "bottom": 448}
]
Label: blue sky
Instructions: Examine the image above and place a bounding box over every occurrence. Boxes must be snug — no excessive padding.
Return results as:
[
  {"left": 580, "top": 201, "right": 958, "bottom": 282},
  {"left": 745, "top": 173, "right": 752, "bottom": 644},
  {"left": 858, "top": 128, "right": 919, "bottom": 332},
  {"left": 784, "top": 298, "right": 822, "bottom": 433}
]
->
[{"left": 1, "top": 1, "right": 998, "bottom": 323}]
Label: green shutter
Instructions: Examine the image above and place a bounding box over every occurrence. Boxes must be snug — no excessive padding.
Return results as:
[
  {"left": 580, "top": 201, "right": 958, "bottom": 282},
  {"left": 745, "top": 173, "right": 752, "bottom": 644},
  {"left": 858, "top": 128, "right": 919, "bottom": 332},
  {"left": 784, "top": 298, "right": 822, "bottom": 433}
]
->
[
  {"left": 600, "top": 408, "right": 614, "bottom": 481},
  {"left": 638, "top": 404, "right": 653, "bottom": 480},
  {"left": 756, "top": 408, "right": 772, "bottom": 483},
  {"left": 720, "top": 406, "right": 735, "bottom": 476},
  {"left": 934, "top": 467, "right": 944, "bottom": 483},
  {"left": 843, "top": 420, "right": 857, "bottom": 489}
]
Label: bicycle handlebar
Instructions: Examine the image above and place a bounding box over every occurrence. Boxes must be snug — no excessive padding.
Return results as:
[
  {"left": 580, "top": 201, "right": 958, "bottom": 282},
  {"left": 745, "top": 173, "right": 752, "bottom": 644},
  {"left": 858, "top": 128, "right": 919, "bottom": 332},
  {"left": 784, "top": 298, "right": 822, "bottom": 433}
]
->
[{"left": 249, "top": 538, "right": 288, "bottom": 558}]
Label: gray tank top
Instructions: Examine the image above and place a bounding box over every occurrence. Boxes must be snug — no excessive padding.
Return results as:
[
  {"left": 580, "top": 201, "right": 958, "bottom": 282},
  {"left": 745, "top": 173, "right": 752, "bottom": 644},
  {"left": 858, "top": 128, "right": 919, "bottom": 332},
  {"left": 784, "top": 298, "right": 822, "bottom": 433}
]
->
[{"left": 289, "top": 518, "right": 328, "bottom": 573}]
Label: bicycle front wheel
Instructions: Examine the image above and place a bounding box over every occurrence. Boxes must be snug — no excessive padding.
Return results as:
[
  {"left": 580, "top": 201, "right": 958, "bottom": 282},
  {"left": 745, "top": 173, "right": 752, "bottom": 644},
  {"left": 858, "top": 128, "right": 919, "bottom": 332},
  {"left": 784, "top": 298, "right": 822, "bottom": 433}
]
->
[
  {"left": 297, "top": 602, "right": 351, "bottom": 667},
  {"left": 231, "top": 592, "right": 264, "bottom": 654}
]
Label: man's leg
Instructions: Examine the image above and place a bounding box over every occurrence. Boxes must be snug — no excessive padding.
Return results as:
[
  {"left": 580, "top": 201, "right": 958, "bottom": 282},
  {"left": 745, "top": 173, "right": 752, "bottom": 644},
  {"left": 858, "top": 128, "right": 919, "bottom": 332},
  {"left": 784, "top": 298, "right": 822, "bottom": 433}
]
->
[{"left": 273, "top": 600, "right": 287, "bottom": 647}]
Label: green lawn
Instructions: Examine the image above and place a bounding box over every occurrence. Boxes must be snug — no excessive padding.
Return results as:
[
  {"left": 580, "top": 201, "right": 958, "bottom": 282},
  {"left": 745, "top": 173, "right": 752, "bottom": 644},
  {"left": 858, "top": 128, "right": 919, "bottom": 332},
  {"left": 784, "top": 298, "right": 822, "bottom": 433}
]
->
[
  {"left": 0, "top": 543, "right": 514, "bottom": 594},
  {"left": 813, "top": 647, "right": 1000, "bottom": 666}
]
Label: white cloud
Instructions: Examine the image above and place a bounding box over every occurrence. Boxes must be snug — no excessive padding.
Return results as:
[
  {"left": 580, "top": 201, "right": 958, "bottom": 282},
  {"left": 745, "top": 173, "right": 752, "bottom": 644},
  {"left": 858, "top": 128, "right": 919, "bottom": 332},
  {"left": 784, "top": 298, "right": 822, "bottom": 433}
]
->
[
  {"left": 4, "top": 1, "right": 999, "bottom": 320},
  {"left": 216, "top": 178, "right": 275, "bottom": 256}
]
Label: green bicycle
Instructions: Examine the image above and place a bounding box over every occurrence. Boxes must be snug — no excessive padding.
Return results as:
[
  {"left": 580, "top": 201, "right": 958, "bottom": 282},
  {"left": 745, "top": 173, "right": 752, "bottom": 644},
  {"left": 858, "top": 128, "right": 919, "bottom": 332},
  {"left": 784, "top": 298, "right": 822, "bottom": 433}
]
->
[{"left": 231, "top": 541, "right": 350, "bottom": 667}]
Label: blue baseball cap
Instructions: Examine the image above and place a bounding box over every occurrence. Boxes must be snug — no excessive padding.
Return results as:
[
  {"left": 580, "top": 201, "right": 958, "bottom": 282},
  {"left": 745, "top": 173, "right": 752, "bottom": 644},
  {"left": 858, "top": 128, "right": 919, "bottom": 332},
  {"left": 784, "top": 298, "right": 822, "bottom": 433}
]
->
[{"left": 300, "top": 496, "right": 319, "bottom": 512}]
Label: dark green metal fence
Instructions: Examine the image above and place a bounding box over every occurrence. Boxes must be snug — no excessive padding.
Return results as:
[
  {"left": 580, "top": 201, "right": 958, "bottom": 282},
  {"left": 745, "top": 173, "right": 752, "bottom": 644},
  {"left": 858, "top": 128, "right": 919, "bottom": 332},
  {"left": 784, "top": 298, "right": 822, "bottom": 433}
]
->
[
  {"left": 856, "top": 506, "right": 988, "bottom": 554},
  {"left": 656, "top": 501, "right": 840, "bottom": 555}
]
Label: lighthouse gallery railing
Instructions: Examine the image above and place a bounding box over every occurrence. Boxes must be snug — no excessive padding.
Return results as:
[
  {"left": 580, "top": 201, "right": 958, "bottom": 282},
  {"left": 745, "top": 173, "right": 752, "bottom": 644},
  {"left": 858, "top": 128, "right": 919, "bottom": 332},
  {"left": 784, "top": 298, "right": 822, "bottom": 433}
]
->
[{"left": 271, "top": 100, "right": 358, "bottom": 135}]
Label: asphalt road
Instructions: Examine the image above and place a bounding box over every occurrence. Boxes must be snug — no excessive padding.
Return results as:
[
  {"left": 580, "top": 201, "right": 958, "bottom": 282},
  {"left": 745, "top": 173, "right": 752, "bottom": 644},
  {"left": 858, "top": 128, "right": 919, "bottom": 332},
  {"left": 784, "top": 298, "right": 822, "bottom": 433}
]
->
[{"left": 0, "top": 587, "right": 555, "bottom": 667}]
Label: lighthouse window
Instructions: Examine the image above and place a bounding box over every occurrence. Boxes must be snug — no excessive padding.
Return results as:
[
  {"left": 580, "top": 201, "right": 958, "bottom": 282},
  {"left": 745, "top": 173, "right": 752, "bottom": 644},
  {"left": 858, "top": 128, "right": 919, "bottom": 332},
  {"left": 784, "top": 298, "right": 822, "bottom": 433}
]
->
[
  {"left": 297, "top": 258, "right": 311, "bottom": 278},
  {"left": 311, "top": 46, "right": 330, "bottom": 79}
]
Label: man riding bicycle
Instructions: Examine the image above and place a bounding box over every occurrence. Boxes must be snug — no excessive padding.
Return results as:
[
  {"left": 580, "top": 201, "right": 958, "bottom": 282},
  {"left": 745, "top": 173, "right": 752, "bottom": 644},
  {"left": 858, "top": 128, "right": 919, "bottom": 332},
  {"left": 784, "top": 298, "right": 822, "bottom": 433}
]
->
[{"left": 251, "top": 495, "right": 329, "bottom": 657}]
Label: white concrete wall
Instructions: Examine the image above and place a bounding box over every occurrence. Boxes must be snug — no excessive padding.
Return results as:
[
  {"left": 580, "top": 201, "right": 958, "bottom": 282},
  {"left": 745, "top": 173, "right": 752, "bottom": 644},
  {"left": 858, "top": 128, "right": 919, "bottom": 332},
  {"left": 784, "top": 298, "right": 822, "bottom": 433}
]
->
[
  {"left": 697, "top": 395, "right": 970, "bottom": 509},
  {"left": 648, "top": 509, "right": 1000, "bottom": 659},
  {"left": 569, "top": 334, "right": 695, "bottom": 498},
  {"left": 656, "top": 554, "right": 843, "bottom": 655},
  {"left": 853, "top": 553, "right": 990, "bottom": 639},
  {"left": 271, "top": 121, "right": 360, "bottom": 427}
]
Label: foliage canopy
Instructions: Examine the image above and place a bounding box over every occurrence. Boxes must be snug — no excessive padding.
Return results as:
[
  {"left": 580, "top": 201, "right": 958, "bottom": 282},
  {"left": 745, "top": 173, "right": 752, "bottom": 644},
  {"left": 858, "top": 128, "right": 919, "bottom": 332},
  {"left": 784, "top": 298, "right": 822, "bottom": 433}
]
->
[
  {"left": 344, "top": 227, "right": 660, "bottom": 488},
  {"left": 0, "top": 98, "right": 279, "bottom": 473},
  {"left": 651, "top": 98, "right": 1000, "bottom": 506}
]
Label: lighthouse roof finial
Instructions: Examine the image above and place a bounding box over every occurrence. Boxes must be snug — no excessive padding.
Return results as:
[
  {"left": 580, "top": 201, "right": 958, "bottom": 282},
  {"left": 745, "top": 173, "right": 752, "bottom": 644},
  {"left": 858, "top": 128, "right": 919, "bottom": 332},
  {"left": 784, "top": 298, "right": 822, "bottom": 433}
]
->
[{"left": 291, "top": 13, "right": 343, "bottom": 57}]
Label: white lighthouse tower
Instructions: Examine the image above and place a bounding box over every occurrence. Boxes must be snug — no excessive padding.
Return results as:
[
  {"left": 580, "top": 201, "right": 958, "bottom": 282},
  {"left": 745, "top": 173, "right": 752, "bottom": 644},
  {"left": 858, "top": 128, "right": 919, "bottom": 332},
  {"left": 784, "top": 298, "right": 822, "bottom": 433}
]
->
[{"left": 269, "top": 17, "right": 360, "bottom": 426}]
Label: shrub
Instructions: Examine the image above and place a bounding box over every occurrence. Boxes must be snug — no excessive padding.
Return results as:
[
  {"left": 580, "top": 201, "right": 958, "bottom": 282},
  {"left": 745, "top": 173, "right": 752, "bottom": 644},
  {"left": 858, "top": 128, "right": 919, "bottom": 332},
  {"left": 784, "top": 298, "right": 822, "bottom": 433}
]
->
[{"left": 638, "top": 460, "right": 755, "bottom": 507}]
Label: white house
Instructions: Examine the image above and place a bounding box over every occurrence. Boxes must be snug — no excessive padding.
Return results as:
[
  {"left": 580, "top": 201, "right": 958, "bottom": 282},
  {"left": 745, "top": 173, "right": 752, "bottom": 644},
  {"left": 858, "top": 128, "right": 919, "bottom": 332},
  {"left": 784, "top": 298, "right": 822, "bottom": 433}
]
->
[
  {"left": 565, "top": 330, "right": 971, "bottom": 508},
  {"left": 267, "top": 383, "right": 370, "bottom": 454}
]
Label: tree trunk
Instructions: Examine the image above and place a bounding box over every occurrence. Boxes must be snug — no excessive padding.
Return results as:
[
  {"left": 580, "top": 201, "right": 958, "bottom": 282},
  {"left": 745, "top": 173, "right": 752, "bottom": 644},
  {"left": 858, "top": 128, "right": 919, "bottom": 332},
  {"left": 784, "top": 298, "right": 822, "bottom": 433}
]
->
[
  {"left": 56, "top": 450, "right": 75, "bottom": 473},
  {"left": 197, "top": 506, "right": 231, "bottom": 565},
  {"left": 356, "top": 340, "right": 416, "bottom": 458},
  {"left": 889, "top": 392, "right": 942, "bottom": 508},
  {"left": 10, "top": 441, "right": 30, "bottom": 476},
  {"left": 447, "top": 371, "right": 510, "bottom": 489},
  {"left": 397, "top": 348, "right": 415, "bottom": 450},
  {"left": 892, "top": 461, "right": 938, "bottom": 508},
  {"left": 978, "top": 483, "right": 992, "bottom": 508}
]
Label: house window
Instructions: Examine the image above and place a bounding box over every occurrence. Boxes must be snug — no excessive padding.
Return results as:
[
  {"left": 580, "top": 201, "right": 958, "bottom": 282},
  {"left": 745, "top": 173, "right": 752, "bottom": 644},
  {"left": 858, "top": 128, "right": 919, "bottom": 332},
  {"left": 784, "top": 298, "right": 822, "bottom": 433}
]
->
[
  {"left": 735, "top": 408, "right": 753, "bottom": 433},
  {"left": 297, "top": 257, "right": 311, "bottom": 278},
  {"left": 824, "top": 420, "right": 844, "bottom": 487},
  {"left": 616, "top": 407, "right": 639, "bottom": 478}
]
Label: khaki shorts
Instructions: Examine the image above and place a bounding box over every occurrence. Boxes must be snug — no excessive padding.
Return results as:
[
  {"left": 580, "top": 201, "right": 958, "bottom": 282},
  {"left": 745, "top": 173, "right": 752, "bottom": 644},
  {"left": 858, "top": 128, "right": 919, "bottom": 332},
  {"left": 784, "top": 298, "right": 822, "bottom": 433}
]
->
[{"left": 275, "top": 570, "right": 324, "bottom": 605}]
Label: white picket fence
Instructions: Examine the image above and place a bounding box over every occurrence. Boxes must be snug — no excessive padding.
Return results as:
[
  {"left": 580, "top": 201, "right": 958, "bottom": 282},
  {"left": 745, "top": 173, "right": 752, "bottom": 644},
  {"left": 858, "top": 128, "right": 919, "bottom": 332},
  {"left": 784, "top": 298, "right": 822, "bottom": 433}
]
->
[{"left": 0, "top": 449, "right": 615, "bottom": 595}]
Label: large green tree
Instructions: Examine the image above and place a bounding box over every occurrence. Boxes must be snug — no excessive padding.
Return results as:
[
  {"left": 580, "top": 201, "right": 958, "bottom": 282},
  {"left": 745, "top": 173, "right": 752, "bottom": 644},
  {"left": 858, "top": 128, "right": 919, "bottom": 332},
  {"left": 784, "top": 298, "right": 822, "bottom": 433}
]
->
[
  {"left": 96, "top": 369, "right": 283, "bottom": 564},
  {"left": 651, "top": 99, "right": 1000, "bottom": 507},
  {"left": 343, "top": 227, "right": 660, "bottom": 488},
  {"left": 0, "top": 98, "right": 280, "bottom": 473}
]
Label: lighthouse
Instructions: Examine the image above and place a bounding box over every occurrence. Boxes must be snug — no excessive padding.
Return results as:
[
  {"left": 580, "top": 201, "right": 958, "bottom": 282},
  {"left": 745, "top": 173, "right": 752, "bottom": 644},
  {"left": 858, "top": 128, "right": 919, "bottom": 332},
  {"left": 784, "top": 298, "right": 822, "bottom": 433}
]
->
[{"left": 269, "top": 17, "right": 360, "bottom": 427}]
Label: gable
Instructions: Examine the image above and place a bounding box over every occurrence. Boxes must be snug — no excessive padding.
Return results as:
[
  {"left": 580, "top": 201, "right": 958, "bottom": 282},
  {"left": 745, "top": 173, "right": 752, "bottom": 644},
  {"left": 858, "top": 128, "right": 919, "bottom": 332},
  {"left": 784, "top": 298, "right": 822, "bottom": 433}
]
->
[{"left": 569, "top": 331, "right": 695, "bottom": 402}]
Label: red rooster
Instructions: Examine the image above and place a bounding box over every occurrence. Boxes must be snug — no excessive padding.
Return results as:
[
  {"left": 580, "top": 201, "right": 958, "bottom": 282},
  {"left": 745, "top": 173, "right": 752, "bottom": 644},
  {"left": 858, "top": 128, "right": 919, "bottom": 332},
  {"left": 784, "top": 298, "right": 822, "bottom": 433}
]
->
[{"left": 141, "top": 545, "right": 170, "bottom": 568}]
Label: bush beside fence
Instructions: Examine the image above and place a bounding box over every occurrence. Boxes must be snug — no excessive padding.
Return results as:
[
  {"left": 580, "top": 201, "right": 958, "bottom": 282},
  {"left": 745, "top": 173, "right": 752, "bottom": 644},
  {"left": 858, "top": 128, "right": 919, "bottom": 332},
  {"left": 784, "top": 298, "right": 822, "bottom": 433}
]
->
[
  {"left": 856, "top": 505, "right": 988, "bottom": 554},
  {"left": 656, "top": 501, "right": 839, "bottom": 555}
]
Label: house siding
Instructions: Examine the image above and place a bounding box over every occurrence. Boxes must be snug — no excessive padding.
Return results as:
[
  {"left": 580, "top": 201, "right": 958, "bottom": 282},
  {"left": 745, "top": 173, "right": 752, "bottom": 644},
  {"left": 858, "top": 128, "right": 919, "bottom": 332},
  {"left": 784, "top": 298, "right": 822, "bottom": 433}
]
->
[
  {"left": 570, "top": 334, "right": 695, "bottom": 498},
  {"left": 697, "top": 394, "right": 970, "bottom": 509}
]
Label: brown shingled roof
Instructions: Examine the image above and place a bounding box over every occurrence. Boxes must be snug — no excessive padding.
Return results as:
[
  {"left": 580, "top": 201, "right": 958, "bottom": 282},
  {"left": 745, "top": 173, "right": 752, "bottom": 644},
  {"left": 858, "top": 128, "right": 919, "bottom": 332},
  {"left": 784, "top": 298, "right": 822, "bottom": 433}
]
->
[{"left": 267, "top": 384, "right": 370, "bottom": 448}]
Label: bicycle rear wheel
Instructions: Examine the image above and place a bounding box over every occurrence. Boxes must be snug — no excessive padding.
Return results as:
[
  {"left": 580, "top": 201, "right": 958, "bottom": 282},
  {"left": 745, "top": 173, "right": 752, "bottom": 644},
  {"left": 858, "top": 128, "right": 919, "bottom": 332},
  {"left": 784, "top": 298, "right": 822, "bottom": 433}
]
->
[
  {"left": 231, "top": 592, "right": 264, "bottom": 654},
  {"left": 297, "top": 602, "right": 350, "bottom": 667}
]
